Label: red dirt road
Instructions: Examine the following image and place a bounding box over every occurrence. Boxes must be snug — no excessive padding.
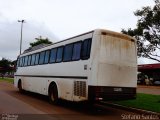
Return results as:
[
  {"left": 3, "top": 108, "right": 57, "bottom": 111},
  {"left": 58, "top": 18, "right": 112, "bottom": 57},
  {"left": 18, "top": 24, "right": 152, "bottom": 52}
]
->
[
  {"left": 137, "top": 85, "right": 160, "bottom": 95},
  {"left": 0, "top": 81, "right": 158, "bottom": 120}
]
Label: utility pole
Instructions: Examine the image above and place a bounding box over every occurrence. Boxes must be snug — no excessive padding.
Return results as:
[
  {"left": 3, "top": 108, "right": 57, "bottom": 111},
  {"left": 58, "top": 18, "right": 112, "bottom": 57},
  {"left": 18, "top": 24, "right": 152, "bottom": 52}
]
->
[{"left": 18, "top": 20, "right": 25, "bottom": 55}]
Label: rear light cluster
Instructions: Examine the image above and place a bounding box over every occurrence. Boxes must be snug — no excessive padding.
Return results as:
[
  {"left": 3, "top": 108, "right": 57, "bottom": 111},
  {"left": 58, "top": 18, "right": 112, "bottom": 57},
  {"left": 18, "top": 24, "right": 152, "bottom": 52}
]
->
[
  {"left": 95, "top": 86, "right": 104, "bottom": 101},
  {"left": 95, "top": 97, "right": 103, "bottom": 101},
  {"left": 95, "top": 86, "right": 104, "bottom": 93}
]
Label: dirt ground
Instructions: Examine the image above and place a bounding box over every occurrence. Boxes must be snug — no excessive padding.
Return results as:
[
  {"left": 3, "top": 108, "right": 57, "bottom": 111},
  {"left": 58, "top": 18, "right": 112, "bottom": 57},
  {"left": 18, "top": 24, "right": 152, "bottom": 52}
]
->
[
  {"left": 0, "top": 81, "right": 146, "bottom": 120},
  {"left": 137, "top": 85, "right": 160, "bottom": 95}
]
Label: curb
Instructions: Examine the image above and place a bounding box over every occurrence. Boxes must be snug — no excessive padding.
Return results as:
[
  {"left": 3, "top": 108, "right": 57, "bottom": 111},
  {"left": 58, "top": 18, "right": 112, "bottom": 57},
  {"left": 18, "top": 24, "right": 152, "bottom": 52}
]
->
[{"left": 100, "top": 101, "right": 160, "bottom": 116}]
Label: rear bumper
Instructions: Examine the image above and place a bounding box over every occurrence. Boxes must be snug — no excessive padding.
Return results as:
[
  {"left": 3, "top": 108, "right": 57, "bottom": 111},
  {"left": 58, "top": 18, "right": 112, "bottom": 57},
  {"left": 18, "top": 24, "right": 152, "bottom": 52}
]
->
[{"left": 88, "top": 86, "right": 136, "bottom": 101}]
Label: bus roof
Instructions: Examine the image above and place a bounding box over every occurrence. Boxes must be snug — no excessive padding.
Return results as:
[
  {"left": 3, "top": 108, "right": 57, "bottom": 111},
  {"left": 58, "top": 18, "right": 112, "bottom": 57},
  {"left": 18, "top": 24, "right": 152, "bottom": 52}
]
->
[{"left": 21, "top": 29, "right": 136, "bottom": 55}]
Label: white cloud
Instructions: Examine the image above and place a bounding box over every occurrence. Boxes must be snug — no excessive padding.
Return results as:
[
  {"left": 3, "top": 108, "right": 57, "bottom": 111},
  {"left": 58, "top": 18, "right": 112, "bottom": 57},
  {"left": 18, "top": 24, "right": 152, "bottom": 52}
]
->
[
  {"left": 138, "top": 57, "right": 158, "bottom": 65},
  {"left": 0, "top": 20, "right": 58, "bottom": 60},
  {"left": 0, "top": 0, "right": 155, "bottom": 37},
  {"left": 0, "top": 0, "right": 156, "bottom": 63}
]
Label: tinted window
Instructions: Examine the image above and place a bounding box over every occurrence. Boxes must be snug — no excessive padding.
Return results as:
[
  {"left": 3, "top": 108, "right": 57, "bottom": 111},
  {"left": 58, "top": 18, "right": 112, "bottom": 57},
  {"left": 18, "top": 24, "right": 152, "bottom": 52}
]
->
[
  {"left": 19, "top": 57, "right": 23, "bottom": 67},
  {"left": 31, "top": 54, "right": 36, "bottom": 65},
  {"left": 27, "top": 55, "right": 31, "bottom": 66},
  {"left": 22, "top": 57, "right": 25, "bottom": 67},
  {"left": 44, "top": 50, "right": 50, "bottom": 64},
  {"left": 56, "top": 47, "right": 63, "bottom": 62},
  {"left": 35, "top": 53, "right": 39, "bottom": 65},
  {"left": 87, "top": 39, "right": 92, "bottom": 56},
  {"left": 72, "top": 42, "right": 82, "bottom": 61},
  {"left": 63, "top": 44, "right": 73, "bottom": 62},
  {"left": 81, "top": 38, "right": 92, "bottom": 60},
  {"left": 39, "top": 51, "right": 45, "bottom": 64},
  {"left": 17, "top": 58, "right": 20, "bottom": 67},
  {"left": 24, "top": 56, "right": 28, "bottom": 66},
  {"left": 50, "top": 48, "right": 57, "bottom": 63}
]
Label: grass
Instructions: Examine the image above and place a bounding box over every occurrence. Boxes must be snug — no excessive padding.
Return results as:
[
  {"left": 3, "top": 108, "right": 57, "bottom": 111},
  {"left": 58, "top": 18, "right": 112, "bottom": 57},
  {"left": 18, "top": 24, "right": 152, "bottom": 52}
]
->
[
  {"left": 113, "top": 93, "right": 160, "bottom": 113},
  {"left": 0, "top": 77, "right": 14, "bottom": 83}
]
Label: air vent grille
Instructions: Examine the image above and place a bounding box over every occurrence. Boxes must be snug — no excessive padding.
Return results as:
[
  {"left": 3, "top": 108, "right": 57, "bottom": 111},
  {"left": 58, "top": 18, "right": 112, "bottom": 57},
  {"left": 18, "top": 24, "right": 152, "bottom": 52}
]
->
[{"left": 74, "top": 81, "right": 86, "bottom": 97}]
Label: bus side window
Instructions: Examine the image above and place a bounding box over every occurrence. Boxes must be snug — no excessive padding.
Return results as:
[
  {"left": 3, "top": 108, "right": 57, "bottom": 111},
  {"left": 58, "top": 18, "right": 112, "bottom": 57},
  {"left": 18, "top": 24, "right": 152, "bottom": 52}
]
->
[
  {"left": 81, "top": 38, "right": 92, "bottom": 60},
  {"left": 50, "top": 48, "right": 57, "bottom": 63},
  {"left": 31, "top": 54, "right": 36, "bottom": 65},
  {"left": 44, "top": 50, "right": 50, "bottom": 64},
  {"left": 24, "top": 56, "right": 28, "bottom": 66},
  {"left": 56, "top": 46, "right": 63, "bottom": 63},
  {"left": 21, "top": 57, "right": 25, "bottom": 67},
  {"left": 16, "top": 58, "right": 20, "bottom": 67},
  {"left": 35, "top": 53, "right": 40, "bottom": 65},
  {"left": 63, "top": 44, "right": 73, "bottom": 62},
  {"left": 72, "top": 42, "right": 82, "bottom": 61},
  {"left": 19, "top": 57, "right": 22, "bottom": 67},
  {"left": 27, "top": 55, "right": 32, "bottom": 66},
  {"left": 39, "top": 51, "right": 45, "bottom": 65}
]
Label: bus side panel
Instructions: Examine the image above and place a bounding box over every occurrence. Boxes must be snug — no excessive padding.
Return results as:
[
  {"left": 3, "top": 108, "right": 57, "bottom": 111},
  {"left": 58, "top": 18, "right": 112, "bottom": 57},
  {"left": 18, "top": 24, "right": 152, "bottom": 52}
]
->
[
  {"left": 14, "top": 76, "right": 19, "bottom": 88},
  {"left": 55, "top": 78, "right": 74, "bottom": 101},
  {"left": 47, "top": 79, "right": 88, "bottom": 102},
  {"left": 14, "top": 32, "right": 93, "bottom": 102},
  {"left": 29, "top": 77, "right": 47, "bottom": 95}
]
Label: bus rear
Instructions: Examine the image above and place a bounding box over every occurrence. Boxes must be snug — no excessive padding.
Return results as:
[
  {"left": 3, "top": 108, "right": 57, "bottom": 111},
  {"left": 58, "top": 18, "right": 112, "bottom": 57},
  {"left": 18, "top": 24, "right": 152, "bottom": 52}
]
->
[{"left": 88, "top": 30, "right": 137, "bottom": 101}]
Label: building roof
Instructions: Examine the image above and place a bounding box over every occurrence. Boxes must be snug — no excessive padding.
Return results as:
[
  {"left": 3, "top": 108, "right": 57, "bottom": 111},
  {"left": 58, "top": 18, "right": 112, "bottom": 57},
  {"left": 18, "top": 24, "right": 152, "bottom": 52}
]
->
[{"left": 138, "top": 63, "right": 160, "bottom": 71}]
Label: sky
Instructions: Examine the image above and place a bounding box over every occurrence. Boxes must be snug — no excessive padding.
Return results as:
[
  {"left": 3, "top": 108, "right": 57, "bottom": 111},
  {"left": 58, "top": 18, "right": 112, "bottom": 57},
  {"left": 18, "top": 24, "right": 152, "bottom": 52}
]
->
[{"left": 0, "top": 0, "right": 156, "bottom": 64}]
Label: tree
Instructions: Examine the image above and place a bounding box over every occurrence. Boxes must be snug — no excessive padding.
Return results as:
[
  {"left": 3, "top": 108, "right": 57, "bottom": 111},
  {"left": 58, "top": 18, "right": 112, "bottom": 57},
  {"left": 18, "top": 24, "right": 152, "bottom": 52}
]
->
[
  {"left": 122, "top": 0, "right": 160, "bottom": 62},
  {"left": 30, "top": 36, "right": 53, "bottom": 47},
  {"left": 0, "top": 58, "right": 12, "bottom": 78}
]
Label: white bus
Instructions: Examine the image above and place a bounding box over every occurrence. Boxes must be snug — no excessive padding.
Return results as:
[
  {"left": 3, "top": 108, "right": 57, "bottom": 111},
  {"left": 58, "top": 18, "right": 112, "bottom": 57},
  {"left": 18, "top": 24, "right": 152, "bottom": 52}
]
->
[{"left": 14, "top": 29, "right": 137, "bottom": 104}]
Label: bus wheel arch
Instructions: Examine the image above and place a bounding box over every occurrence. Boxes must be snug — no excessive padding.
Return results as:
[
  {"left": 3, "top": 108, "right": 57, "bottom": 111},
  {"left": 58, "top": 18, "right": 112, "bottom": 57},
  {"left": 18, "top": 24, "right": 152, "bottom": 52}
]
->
[
  {"left": 48, "top": 82, "right": 59, "bottom": 105},
  {"left": 18, "top": 79, "right": 23, "bottom": 92}
]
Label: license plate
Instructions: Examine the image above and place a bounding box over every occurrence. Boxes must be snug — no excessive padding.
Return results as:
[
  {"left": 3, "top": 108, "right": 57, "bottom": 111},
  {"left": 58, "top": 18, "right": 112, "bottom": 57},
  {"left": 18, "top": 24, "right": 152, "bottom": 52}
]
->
[{"left": 113, "top": 88, "right": 122, "bottom": 92}]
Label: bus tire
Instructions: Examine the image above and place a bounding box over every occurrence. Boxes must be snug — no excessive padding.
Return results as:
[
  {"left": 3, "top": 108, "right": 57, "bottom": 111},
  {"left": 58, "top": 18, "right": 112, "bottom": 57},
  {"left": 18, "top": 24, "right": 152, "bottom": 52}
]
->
[
  {"left": 48, "top": 83, "right": 58, "bottom": 105},
  {"left": 18, "top": 80, "right": 23, "bottom": 93}
]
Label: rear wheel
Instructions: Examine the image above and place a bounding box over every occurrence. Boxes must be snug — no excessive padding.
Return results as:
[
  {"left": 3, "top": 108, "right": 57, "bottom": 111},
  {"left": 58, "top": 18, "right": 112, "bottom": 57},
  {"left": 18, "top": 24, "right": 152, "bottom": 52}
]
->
[{"left": 49, "top": 84, "right": 58, "bottom": 105}]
